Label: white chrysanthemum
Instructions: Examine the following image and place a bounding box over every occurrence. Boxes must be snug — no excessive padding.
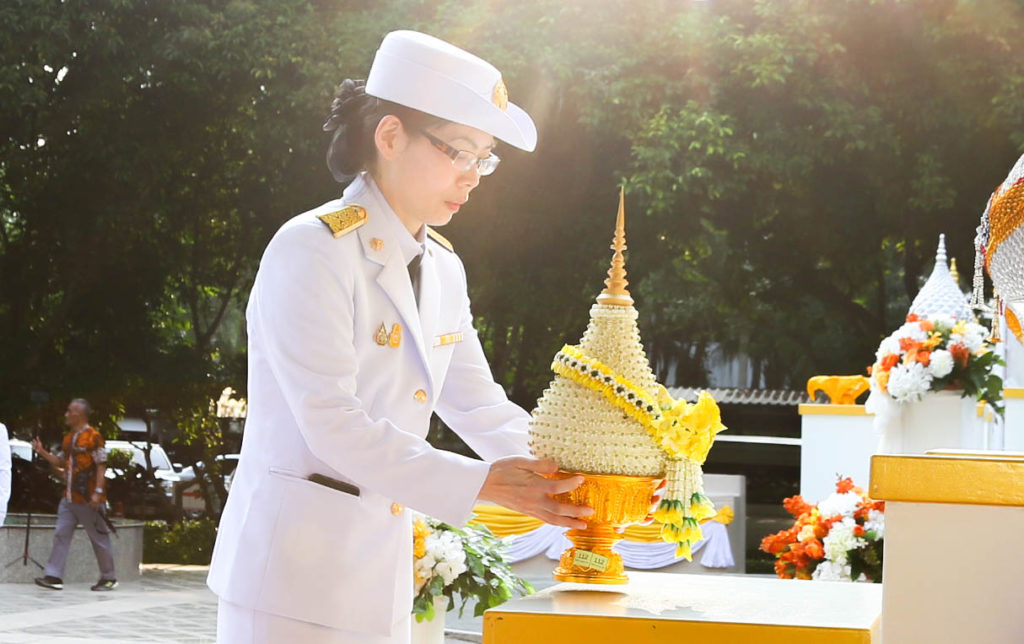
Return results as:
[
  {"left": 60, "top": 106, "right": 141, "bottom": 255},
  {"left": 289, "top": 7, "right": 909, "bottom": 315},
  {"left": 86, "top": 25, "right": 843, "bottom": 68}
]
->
[
  {"left": 886, "top": 361, "right": 932, "bottom": 402},
  {"left": 930, "top": 314, "right": 955, "bottom": 332},
  {"left": 951, "top": 332, "right": 984, "bottom": 355},
  {"left": 864, "top": 509, "right": 885, "bottom": 539},
  {"left": 426, "top": 538, "right": 446, "bottom": 561},
  {"left": 435, "top": 559, "right": 465, "bottom": 586},
  {"left": 928, "top": 350, "right": 954, "bottom": 378},
  {"left": 816, "top": 491, "right": 862, "bottom": 519},
  {"left": 414, "top": 555, "right": 435, "bottom": 589},
  {"left": 876, "top": 336, "right": 901, "bottom": 361},
  {"left": 822, "top": 518, "right": 865, "bottom": 565},
  {"left": 812, "top": 560, "right": 853, "bottom": 582},
  {"left": 965, "top": 323, "right": 988, "bottom": 353},
  {"left": 895, "top": 322, "right": 928, "bottom": 342},
  {"left": 419, "top": 530, "right": 468, "bottom": 589}
]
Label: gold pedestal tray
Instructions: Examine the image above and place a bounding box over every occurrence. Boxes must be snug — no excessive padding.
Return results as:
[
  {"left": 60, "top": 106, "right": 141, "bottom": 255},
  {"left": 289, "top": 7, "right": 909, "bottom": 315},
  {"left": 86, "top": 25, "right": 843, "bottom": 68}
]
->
[{"left": 548, "top": 471, "right": 661, "bottom": 584}]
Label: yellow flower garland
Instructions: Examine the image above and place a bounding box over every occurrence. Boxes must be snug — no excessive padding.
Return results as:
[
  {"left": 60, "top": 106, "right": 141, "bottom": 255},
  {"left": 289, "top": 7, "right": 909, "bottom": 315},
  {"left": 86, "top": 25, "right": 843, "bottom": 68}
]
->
[
  {"left": 550, "top": 344, "right": 727, "bottom": 560},
  {"left": 551, "top": 345, "right": 663, "bottom": 438},
  {"left": 552, "top": 345, "right": 724, "bottom": 464}
]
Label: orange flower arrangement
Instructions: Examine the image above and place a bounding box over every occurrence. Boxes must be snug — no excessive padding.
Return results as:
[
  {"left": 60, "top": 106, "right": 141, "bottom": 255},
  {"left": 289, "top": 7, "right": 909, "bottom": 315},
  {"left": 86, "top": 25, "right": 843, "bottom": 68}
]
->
[
  {"left": 761, "top": 477, "right": 885, "bottom": 582},
  {"left": 868, "top": 313, "right": 1002, "bottom": 413}
]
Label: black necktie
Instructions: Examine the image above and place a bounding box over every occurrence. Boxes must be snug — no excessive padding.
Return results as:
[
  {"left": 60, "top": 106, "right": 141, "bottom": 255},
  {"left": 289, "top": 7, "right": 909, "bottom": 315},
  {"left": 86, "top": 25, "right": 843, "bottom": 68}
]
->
[{"left": 407, "top": 253, "right": 422, "bottom": 307}]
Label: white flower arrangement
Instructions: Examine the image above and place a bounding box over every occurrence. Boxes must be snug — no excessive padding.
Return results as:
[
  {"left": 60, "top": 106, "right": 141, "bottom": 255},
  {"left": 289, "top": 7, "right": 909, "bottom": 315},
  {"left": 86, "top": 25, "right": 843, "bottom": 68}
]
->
[
  {"left": 868, "top": 314, "right": 1003, "bottom": 412},
  {"left": 414, "top": 528, "right": 467, "bottom": 591},
  {"left": 412, "top": 515, "right": 532, "bottom": 623}
]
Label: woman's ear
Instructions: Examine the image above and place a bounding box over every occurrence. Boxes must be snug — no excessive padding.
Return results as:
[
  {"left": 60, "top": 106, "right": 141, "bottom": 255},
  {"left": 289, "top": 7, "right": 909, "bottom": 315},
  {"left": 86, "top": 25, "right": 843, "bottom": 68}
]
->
[{"left": 374, "top": 114, "right": 409, "bottom": 162}]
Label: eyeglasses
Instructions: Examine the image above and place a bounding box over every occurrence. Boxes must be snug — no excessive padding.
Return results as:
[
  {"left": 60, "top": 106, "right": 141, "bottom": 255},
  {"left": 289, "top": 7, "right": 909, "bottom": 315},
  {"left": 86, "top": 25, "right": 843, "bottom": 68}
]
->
[{"left": 420, "top": 130, "right": 500, "bottom": 176}]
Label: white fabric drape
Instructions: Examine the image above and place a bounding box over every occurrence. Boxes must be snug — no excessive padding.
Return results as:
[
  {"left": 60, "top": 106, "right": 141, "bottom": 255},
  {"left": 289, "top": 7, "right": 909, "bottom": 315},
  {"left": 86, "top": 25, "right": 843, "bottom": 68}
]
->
[{"left": 501, "top": 520, "right": 734, "bottom": 569}]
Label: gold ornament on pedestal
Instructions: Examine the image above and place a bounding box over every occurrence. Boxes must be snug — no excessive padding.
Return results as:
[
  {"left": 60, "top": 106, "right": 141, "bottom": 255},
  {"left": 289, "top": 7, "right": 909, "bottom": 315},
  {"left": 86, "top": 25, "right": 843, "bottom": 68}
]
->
[{"left": 529, "top": 189, "right": 726, "bottom": 584}]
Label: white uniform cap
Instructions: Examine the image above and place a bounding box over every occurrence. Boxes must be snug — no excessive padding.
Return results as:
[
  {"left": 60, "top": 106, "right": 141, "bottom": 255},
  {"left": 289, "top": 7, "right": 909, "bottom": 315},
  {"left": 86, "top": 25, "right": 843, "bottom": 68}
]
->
[{"left": 365, "top": 30, "right": 537, "bottom": 152}]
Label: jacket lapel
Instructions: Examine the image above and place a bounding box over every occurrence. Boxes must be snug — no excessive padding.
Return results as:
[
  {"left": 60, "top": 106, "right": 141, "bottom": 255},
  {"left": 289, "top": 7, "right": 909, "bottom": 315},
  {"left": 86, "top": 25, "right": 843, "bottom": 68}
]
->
[{"left": 356, "top": 216, "right": 433, "bottom": 392}]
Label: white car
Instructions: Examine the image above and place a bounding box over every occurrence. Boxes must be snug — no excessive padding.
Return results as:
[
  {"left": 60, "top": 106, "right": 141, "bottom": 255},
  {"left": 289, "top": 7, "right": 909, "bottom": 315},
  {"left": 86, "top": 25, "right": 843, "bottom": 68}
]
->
[
  {"left": 8, "top": 438, "right": 33, "bottom": 462},
  {"left": 104, "top": 440, "right": 181, "bottom": 498},
  {"left": 178, "top": 454, "right": 240, "bottom": 516}
]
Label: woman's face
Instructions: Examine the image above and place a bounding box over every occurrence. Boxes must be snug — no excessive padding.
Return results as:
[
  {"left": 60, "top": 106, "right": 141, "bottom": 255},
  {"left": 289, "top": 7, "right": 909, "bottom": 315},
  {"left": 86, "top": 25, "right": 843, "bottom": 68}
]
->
[{"left": 376, "top": 119, "right": 495, "bottom": 235}]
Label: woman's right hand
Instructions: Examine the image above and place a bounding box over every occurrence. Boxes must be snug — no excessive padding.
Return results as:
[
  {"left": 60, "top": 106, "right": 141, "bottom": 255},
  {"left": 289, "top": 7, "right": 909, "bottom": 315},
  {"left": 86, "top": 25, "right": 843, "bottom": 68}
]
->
[{"left": 477, "top": 456, "right": 593, "bottom": 530}]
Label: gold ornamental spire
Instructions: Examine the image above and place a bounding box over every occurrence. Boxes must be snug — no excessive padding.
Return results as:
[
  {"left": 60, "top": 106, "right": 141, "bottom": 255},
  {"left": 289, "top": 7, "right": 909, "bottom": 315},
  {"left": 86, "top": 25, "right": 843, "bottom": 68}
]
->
[{"left": 596, "top": 188, "right": 634, "bottom": 306}]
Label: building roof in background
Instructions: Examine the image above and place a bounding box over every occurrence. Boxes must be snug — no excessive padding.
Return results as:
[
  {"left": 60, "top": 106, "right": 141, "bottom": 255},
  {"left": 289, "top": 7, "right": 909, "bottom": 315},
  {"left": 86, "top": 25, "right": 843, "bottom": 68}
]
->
[{"left": 667, "top": 387, "right": 810, "bottom": 406}]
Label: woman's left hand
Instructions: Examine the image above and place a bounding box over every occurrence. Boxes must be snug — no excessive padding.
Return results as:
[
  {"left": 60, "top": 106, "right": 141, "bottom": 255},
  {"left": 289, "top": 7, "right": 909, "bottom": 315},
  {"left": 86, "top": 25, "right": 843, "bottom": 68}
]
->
[{"left": 639, "top": 479, "right": 667, "bottom": 526}]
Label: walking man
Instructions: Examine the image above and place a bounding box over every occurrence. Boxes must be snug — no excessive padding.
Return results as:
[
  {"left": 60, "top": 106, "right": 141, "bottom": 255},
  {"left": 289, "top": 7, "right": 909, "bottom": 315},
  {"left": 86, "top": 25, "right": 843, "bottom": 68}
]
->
[{"left": 31, "top": 398, "right": 117, "bottom": 591}]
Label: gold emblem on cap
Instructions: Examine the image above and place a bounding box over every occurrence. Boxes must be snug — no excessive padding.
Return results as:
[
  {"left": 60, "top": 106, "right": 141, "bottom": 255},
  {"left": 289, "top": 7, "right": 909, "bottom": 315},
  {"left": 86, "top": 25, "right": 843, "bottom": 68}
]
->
[
  {"left": 370, "top": 237, "right": 384, "bottom": 251},
  {"left": 492, "top": 78, "right": 508, "bottom": 111},
  {"left": 318, "top": 204, "right": 368, "bottom": 238},
  {"left": 375, "top": 323, "right": 389, "bottom": 346}
]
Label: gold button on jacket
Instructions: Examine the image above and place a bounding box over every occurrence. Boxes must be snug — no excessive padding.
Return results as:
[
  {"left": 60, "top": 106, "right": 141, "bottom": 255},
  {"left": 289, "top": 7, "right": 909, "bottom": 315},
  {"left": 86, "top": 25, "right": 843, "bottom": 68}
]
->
[
  {"left": 391, "top": 502, "right": 404, "bottom": 516},
  {"left": 414, "top": 389, "right": 427, "bottom": 403}
]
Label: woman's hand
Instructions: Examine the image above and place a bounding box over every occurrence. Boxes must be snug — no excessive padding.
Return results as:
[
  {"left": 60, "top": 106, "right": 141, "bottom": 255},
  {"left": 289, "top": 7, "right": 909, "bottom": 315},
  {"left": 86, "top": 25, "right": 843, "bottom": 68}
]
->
[
  {"left": 640, "top": 478, "right": 668, "bottom": 526},
  {"left": 478, "top": 456, "right": 593, "bottom": 530}
]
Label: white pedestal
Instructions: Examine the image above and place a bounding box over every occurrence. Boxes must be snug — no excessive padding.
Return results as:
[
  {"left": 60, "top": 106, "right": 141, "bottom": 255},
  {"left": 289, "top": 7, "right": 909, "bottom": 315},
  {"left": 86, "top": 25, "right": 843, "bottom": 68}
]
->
[
  {"left": 411, "top": 596, "right": 447, "bottom": 644},
  {"left": 1004, "top": 389, "right": 1024, "bottom": 450},
  {"left": 893, "top": 390, "right": 980, "bottom": 453},
  {"left": 1003, "top": 325, "right": 1024, "bottom": 388},
  {"left": 870, "top": 453, "right": 1024, "bottom": 643},
  {"left": 799, "top": 404, "right": 875, "bottom": 502}
]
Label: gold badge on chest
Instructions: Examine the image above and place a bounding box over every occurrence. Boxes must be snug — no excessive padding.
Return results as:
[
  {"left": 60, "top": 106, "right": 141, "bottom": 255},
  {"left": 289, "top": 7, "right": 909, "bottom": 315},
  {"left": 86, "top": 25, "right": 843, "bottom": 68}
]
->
[
  {"left": 375, "top": 323, "right": 389, "bottom": 346},
  {"left": 375, "top": 322, "right": 403, "bottom": 348}
]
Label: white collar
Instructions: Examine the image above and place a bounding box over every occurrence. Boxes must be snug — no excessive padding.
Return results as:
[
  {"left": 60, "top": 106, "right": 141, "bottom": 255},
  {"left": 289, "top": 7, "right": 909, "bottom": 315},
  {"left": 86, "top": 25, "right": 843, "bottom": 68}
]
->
[{"left": 348, "top": 173, "right": 425, "bottom": 266}]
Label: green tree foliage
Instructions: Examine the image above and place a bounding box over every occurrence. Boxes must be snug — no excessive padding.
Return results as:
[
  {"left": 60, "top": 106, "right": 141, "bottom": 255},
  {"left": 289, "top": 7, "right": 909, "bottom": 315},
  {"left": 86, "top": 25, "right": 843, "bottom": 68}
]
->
[
  {"left": 0, "top": 1, "right": 335, "bottom": 425},
  {"left": 2, "top": 0, "right": 1023, "bottom": 431},
  {"left": 441, "top": 0, "right": 1024, "bottom": 392}
]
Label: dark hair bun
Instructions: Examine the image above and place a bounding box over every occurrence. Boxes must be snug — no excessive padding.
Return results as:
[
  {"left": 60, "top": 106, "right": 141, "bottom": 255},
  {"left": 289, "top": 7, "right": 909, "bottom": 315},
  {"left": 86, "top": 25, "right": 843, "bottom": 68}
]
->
[{"left": 324, "top": 79, "right": 380, "bottom": 183}]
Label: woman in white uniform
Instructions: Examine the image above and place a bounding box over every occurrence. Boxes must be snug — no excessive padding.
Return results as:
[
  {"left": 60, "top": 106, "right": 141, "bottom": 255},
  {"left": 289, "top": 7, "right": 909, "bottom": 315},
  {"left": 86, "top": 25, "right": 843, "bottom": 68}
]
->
[{"left": 207, "top": 30, "right": 592, "bottom": 643}]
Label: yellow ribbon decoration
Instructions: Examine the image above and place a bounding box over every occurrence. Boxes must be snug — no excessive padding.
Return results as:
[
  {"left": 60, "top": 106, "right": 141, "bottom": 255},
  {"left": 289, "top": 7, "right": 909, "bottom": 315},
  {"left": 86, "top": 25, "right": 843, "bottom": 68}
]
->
[
  {"left": 468, "top": 504, "right": 734, "bottom": 542},
  {"left": 551, "top": 345, "right": 725, "bottom": 463}
]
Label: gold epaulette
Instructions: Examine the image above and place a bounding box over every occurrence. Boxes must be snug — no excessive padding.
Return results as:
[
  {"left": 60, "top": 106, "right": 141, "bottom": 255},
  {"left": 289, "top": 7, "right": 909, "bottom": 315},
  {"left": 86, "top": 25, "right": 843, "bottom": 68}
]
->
[
  {"left": 318, "top": 205, "right": 367, "bottom": 238},
  {"left": 426, "top": 227, "right": 454, "bottom": 252}
]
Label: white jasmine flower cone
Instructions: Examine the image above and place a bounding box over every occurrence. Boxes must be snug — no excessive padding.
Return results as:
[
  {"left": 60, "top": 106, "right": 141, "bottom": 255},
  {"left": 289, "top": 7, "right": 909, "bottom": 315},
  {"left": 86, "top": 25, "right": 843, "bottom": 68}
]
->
[{"left": 528, "top": 190, "right": 725, "bottom": 561}]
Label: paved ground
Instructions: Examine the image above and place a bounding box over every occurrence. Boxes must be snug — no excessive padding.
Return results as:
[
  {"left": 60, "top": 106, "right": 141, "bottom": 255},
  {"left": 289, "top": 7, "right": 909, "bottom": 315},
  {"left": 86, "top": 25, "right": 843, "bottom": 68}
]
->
[
  {"left": 0, "top": 564, "right": 557, "bottom": 643},
  {"left": 0, "top": 565, "right": 217, "bottom": 643}
]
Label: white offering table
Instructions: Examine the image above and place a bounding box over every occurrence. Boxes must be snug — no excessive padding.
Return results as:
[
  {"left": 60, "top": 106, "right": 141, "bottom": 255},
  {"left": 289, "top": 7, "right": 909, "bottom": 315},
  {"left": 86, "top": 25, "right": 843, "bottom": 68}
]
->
[
  {"left": 799, "top": 404, "right": 876, "bottom": 502},
  {"left": 1004, "top": 388, "right": 1024, "bottom": 450},
  {"left": 484, "top": 572, "right": 881, "bottom": 643},
  {"left": 870, "top": 451, "right": 1024, "bottom": 643}
]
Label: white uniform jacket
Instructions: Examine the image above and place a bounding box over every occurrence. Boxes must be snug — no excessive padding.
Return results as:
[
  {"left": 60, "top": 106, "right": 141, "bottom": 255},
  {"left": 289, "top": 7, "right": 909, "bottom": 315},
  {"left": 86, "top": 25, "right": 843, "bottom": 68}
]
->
[{"left": 207, "top": 173, "right": 531, "bottom": 637}]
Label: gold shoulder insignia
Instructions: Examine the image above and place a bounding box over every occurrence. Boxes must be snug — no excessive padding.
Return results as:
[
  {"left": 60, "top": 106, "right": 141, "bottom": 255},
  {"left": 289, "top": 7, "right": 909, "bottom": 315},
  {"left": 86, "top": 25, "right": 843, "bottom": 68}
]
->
[
  {"left": 318, "top": 205, "right": 368, "bottom": 238},
  {"left": 426, "top": 227, "right": 454, "bottom": 252}
]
